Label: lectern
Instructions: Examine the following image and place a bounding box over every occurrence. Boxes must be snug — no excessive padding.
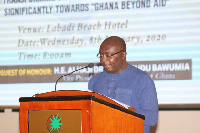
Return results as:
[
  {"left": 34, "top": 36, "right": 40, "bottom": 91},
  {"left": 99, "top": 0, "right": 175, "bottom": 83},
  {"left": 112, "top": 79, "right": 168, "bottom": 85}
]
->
[{"left": 19, "top": 90, "right": 145, "bottom": 133}]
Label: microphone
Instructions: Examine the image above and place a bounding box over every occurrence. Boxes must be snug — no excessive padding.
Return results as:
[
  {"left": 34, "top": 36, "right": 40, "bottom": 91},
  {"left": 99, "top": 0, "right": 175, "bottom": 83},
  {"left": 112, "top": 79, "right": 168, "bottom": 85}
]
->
[{"left": 55, "top": 63, "right": 94, "bottom": 91}]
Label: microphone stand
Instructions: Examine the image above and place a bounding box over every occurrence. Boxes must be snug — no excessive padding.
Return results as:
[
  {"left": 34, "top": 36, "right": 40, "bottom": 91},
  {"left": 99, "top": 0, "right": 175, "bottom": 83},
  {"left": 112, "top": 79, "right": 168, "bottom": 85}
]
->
[{"left": 55, "top": 64, "right": 94, "bottom": 91}]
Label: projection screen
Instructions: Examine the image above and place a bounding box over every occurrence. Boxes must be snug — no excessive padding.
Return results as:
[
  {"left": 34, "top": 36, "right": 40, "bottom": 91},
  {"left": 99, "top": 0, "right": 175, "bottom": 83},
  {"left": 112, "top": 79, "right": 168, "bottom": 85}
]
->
[{"left": 0, "top": 0, "right": 200, "bottom": 106}]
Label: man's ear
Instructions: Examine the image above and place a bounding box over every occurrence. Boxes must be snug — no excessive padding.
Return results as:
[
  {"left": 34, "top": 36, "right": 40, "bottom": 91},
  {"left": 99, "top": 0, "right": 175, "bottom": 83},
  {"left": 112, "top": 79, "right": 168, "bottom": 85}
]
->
[{"left": 122, "top": 52, "right": 127, "bottom": 59}]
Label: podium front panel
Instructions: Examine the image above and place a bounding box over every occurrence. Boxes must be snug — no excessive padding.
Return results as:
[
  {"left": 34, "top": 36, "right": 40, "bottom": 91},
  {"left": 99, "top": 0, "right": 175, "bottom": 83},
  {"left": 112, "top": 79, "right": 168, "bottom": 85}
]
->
[{"left": 29, "top": 110, "right": 81, "bottom": 133}]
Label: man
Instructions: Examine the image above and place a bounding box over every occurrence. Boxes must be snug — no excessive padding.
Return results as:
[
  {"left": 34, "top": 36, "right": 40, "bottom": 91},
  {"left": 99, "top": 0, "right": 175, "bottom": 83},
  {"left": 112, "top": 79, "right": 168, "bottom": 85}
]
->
[{"left": 88, "top": 36, "right": 158, "bottom": 133}]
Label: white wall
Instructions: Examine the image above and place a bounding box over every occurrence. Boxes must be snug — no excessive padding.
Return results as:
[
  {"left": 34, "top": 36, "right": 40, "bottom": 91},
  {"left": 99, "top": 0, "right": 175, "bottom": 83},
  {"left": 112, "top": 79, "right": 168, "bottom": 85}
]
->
[
  {"left": 153, "top": 111, "right": 200, "bottom": 133},
  {"left": 0, "top": 109, "right": 19, "bottom": 133},
  {"left": 0, "top": 108, "right": 200, "bottom": 133}
]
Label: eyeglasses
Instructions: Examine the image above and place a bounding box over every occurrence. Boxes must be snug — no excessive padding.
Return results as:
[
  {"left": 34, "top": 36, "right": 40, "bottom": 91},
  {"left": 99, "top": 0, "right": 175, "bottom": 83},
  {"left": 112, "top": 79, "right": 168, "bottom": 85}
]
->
[{"left": 96, "top": 50, "right": 124, "bottom": 58}]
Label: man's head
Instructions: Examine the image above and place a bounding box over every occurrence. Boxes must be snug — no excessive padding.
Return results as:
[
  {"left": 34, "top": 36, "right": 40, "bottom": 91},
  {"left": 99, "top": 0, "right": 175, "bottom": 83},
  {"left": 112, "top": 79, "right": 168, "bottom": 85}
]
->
[{"left": 98, "top": 36, "right": 128, "bottom": 74}]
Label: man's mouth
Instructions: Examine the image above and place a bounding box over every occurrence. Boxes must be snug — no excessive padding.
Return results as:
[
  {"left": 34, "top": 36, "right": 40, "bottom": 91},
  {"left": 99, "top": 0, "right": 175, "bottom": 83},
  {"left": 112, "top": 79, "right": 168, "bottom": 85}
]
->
[{"left": 103, "top": 64, "right": 111, "bottom": 69}]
